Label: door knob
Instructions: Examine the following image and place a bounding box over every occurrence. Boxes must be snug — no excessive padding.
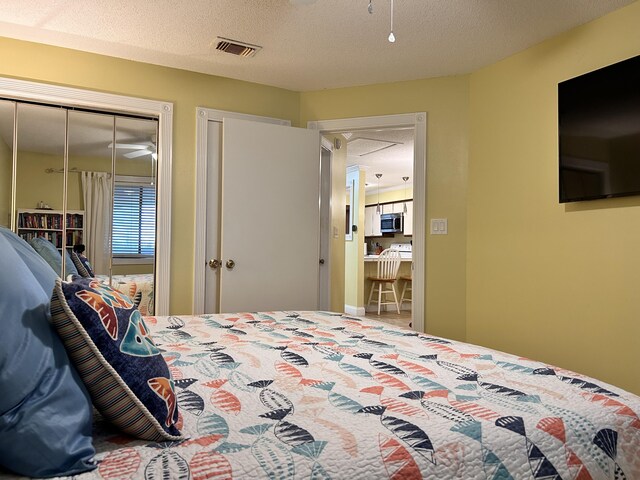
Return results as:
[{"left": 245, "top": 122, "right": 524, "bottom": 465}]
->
[
  {"left": 319, "top": 258, "right": 325, "bottom": 264},
  {"left": 208, "top": 259, "right": 221, "bottom": 269},
  {"left": 226, "top": 259, "right": 236, "bottom": 270}
]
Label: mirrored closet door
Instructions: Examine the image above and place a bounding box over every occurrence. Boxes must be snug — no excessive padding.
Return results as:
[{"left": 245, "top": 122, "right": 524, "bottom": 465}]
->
[
  {"left": 1, "top": 99, "right": 158, "bottom": 314},
  {"left": 0, "top": 100, "right": 15, "bottom": 230}
]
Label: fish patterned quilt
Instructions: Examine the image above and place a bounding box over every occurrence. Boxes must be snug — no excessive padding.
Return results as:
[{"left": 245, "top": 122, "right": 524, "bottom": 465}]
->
[
  {"left": 13, "top": 312, "right": 640, "bottom": 479},
  {"left": 97, "top": 274, "right": 155, "bottom": 315}
]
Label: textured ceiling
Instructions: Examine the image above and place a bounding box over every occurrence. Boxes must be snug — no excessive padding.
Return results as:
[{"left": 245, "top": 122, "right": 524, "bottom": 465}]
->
[
  {"left": 346, "top": 128, "right": 414, "bottom": 191},
  {"left": 0, "top": 0, "right": 634, "bottom": 91}
]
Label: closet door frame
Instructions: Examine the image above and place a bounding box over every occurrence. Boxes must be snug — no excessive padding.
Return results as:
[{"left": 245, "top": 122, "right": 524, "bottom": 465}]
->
[{"left": 0, "top": 77, "right": 173, "bottom": 316}]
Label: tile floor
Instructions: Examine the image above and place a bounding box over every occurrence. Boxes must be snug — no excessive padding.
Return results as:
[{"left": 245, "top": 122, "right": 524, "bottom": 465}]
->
[{"left": 361, "top": 309, "right": 413, "bottom": 329}]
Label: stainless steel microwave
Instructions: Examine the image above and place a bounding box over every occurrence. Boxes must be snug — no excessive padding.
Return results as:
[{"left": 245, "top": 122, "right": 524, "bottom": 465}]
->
[{"left": 380, "top": 213, "right": 403, "bottom": 233}]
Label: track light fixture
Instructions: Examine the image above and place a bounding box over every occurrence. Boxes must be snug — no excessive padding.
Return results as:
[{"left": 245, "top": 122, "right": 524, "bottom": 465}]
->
[
  {"left": 375, "top": 173, "right": 383, "bottom": 214},
  {"left": 402, "top": 176, "right": 409, "bottom": 213}
]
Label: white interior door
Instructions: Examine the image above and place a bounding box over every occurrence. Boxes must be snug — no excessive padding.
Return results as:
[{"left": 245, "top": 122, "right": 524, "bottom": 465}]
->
[
  {"left": 219, "top": 118, "right": 320, "bottom": 312},
  {"left": 204, "top": 120, "right": 222, "bottom": 313},
  {"left": 318, "top": 143, "right": 332, "bottom": 310}
]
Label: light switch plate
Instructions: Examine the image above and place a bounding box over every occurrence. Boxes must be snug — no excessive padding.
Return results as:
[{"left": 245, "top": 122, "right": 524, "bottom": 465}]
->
[{"left": 430, "top": 218, "right": 448, "bottom": 235}]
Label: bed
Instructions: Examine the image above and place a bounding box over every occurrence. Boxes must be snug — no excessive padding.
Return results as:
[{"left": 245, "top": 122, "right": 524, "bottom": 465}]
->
[
  {"left": 7, "top": 310, "right": 638, "bottom": 479},
  {"left": 97, "top": 273, "right": 155, "bottom": 315}
]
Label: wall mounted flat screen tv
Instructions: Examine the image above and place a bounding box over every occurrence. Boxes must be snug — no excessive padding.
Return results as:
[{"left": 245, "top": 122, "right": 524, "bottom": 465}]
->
[{"left": 559, "top": 54, "right": 640, "bottom": 203}]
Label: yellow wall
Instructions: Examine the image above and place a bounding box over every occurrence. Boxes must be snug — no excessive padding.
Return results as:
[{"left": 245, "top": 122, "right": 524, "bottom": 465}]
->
[
  {"left": 344, "top": 167, "right": 366, "bottom": 310},
  {"left": 0, "top": 36, "right": 300, "bottom": 314},
  {"left": 468, "top": 1, "right": 640, "bottom": 395},
  {"left": 15, "top": 152, "right": 67, "bottom": 210},
  {"left": 301, "top": 77, "right": 470, "bottom": 341}
]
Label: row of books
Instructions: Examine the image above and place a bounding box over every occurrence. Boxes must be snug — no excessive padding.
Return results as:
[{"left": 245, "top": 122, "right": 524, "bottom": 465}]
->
[
  {"left": 18, "top": 231, "right": 83, "bottom": 249},
  {"left": 66, "top": 214, "right": 84, "bottom": 229},
  {"left": 18, "top": 212, "right": 83, "bottom": 230}
]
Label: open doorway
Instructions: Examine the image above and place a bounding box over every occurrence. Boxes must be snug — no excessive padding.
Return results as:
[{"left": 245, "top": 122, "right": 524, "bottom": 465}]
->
[
  {"left": 341, "top": 128, "right": 414, "bottom": 328},
  {"left": 311, "top": 113, "right": 426, "bottom": 333}
]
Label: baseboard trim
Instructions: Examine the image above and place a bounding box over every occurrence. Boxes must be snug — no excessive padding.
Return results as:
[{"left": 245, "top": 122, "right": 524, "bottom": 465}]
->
[{"left": 344, "top": 305, "right": 366, "bottom": 316}]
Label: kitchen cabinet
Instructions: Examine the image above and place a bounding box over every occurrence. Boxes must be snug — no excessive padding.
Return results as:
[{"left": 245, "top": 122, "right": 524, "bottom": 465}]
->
[
  {"left": 364, "top": 206, "right": 373, "bottom": 236},
  {"left": 382, "top": 203, "right": 403, "bottom": 214},
  {"left": 403, "top": 201, "right": 413, "bottom": 236},
  {"left": 364, "top": 205, "right": 382, "bottom": 236}
]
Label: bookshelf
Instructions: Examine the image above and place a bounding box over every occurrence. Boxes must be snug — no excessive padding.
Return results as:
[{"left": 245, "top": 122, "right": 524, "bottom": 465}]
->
[{"left": 17, "top": 209, "right": 84, "bottom": 250}]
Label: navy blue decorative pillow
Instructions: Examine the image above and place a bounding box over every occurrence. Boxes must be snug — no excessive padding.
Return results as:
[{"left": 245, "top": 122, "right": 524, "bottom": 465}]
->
[
  {"left": 70, "top": 250, "right": 95, "bottom": 277},
  {"left": 79, "top": 254, "right": 95, "bottom": 277},
  {"left": 50, "top": 276, "right": 182, "bottom": 441}
]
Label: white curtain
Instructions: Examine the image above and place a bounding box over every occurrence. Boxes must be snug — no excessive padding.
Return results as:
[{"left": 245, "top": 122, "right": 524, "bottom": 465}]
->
[{"left": 81, "top": 172, "right": 112, "bottom": 275}]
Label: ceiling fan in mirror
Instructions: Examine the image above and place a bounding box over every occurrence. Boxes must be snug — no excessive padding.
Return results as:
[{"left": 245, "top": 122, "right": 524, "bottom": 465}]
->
[{"left": 108, "top": 138, "right": 157, "bottom": 160}]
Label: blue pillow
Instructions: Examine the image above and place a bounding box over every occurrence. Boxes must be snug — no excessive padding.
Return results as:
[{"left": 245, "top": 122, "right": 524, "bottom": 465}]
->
[
  {"left": 79, "top": 254, "right": 95, "bottom": 277},
  {"left": 71, "top": 250, "right": 95, "bottom": 277},
  {"left": 0, "top": 227, "right": 96, "bottom": 477},
  {"left": 28, "top": 235, "right": 79, "bottom": 276},
  {"left": 50, "top": 276, "right": 182, "bottom": 441},
  {"left": 0, "top": 227, "right": 57, "bottom": 292}
]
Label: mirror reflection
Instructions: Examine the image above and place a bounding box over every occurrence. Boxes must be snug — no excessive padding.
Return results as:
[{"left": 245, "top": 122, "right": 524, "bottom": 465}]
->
[
  {"left": 345, "top": 180, "right": 354, "bottom": 240},
  {"left": 68, "top": 110, "right": 115, "bottom": 277},
  {"left": 0, "top": 100, "right": 14, "bottom": 228},
  {"left": 16, "top": 103, "right": 68, "bottom": 277},
  {"left": 0, "top": 101, "right": 158, "bottom": 313},
  {"left": 109, "top": 116, "right": 157, "bottom": 314}
]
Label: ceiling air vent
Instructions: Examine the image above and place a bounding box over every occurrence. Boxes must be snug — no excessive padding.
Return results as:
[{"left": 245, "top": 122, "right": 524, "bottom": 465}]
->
[{"left": 215, "top": 37, "right": 262, "bottom": 58}]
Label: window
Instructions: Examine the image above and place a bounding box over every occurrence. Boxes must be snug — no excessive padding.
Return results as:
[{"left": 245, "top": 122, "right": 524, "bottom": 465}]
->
[{"left": 112, "top": 177, "right": 156, "bottom": 258}]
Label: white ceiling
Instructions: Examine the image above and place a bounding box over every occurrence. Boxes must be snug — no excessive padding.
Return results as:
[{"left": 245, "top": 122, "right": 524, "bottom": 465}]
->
[
  {"left": 344, "top": 128, "right": 414, "bottom": 191},
  {"left": 0, "top": 0, "right": 633, "bottom": 92}
]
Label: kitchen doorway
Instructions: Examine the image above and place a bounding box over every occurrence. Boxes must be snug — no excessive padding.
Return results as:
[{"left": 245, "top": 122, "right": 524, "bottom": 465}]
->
[
  {"left": 343, "top": 127, "right": 415, "bottom": 323},
  {"left": 309, "top": 113, "right": 427, "bottom": 333}
]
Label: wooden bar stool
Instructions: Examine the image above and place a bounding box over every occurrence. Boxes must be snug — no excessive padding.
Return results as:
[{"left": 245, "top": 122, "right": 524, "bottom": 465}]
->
[
  {"left": 367, "top": 248, "right": 402, "bottom": 315},
  {"left": 399, "top": 275, "right": 412, "bottom": 306}
]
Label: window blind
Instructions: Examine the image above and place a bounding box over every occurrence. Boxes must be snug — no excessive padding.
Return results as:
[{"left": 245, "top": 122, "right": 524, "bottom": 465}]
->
[{"left": 112, "top": 182, "right": 156, "bottom": 256}]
